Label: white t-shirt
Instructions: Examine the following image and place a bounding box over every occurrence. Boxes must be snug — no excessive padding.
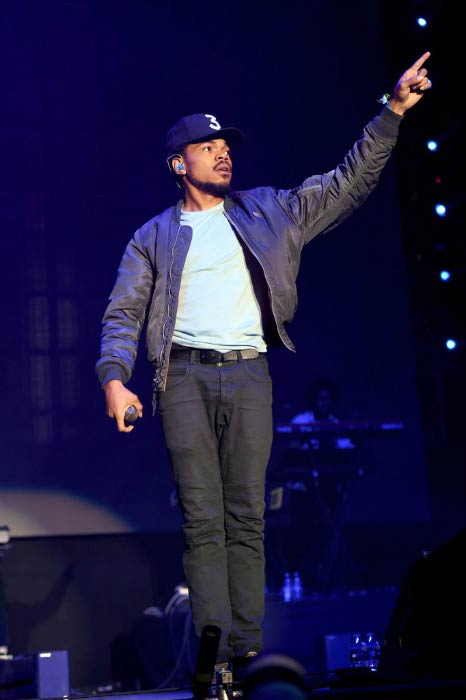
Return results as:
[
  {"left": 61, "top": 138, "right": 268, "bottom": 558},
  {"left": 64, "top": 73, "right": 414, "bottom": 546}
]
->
[{"left": 173, "top": 201, "right": 267, "bottom": 352}]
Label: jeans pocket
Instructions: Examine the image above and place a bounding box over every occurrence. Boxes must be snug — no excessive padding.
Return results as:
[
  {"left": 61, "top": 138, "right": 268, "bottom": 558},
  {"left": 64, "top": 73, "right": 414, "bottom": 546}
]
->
[
  {"left": 243, "top": 357, "right": 272, "bottom": 384},
  {"left": 165, "top": 361, "right": 191, "bottom": 389}
]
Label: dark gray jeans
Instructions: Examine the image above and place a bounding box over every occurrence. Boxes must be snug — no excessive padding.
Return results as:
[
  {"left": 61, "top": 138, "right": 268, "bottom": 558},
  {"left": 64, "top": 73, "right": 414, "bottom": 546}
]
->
[{"left": 157, "top": 353, "right": 273, "bottom": 662}]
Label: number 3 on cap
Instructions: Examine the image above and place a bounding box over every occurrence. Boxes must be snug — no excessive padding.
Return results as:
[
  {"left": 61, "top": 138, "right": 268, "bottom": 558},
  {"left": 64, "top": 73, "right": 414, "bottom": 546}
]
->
[{"left": 205, "top": 114, "right": 221, "bottom": 131}]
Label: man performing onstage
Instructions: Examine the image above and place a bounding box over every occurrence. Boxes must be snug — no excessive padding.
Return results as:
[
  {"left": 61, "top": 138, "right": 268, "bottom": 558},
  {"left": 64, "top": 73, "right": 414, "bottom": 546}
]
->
[{"left": 96, "top": 53, "right": 432, "bottom": 670}]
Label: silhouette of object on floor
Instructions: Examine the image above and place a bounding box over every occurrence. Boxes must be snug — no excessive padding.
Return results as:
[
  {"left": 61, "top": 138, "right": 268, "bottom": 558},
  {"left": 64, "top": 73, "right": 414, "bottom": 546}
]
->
[{"left": 378, "top": 527, "right": 466, "bottom": 682}]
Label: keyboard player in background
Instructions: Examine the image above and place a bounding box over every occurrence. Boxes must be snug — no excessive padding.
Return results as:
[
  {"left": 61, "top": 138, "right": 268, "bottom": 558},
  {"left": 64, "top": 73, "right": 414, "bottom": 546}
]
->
[
  {"left": 292, "top": 377, "right": 340, "bottom": 424},
  {"left": 290, "top": 378, "right": 356, "bottom": 451},
  {"left": 267, "top": 379, "right": 362, "bottom": 593}
]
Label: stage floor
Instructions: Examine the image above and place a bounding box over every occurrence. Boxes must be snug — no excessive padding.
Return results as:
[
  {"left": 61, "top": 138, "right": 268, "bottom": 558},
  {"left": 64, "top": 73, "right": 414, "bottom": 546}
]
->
[{"left": 60, "top": 676, "right": 466, "bottom": 700}]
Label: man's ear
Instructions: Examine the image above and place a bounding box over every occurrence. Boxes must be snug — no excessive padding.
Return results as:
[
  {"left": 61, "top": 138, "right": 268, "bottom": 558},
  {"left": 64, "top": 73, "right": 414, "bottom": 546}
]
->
[{"left": 171, "top": 157, "right": 185, "bottom": 174}]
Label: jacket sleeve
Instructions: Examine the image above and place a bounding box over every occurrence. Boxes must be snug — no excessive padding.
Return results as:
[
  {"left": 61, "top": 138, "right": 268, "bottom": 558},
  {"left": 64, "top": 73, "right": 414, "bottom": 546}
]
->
[
  {"left": 280, "top": 106, "right": 403, "bottom": 244},
  {"left": 95, "top": 227, "right": 155, "bottom": 387}
]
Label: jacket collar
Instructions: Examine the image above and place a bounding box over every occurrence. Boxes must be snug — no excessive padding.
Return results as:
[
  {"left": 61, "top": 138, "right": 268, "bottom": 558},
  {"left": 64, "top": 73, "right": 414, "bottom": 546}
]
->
[{"left": 172, "top": 194, "right": 236, "bottom": 223}]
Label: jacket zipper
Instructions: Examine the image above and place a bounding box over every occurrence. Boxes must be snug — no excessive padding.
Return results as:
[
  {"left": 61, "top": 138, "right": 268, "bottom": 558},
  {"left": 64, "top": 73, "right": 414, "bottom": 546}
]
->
[
  {"left": 224, "top": 211, "right": 294, "bottom": 352},
  {"left": 157, "top": 223, "right": 182, "bottom": 393}
]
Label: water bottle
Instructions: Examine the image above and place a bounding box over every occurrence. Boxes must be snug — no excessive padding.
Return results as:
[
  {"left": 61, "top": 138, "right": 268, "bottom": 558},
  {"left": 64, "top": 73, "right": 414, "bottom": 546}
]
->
[
  {"left": 349, "top": 632, "right": 365, "bottom": 668},
  {"left": 364, "top": 632, "right": 381, "bottom": 669},
  {"left": 292, "top": 571, "right": 303, "bottom": 600},
  {"left": 282, "top": 572, "right": 292, "bottom": 603}
]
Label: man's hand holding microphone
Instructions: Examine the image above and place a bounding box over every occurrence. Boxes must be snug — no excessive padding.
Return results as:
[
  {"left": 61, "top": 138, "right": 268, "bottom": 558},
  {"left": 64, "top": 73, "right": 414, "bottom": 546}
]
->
[{"left": 103, "top": 379, "right": 143, "bottom": 433}]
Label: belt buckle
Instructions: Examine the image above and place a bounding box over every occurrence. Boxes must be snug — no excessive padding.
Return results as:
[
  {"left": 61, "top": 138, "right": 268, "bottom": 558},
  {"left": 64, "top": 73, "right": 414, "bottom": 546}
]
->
[{"left": 200, "top": 349, "right": 221, "bottom": 364}]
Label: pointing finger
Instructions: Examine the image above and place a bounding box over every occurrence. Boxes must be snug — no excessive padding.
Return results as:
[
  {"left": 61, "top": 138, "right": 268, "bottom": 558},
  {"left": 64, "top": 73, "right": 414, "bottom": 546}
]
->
[{"left": 409, "top": 51, "right": 431, "bottom": 72}]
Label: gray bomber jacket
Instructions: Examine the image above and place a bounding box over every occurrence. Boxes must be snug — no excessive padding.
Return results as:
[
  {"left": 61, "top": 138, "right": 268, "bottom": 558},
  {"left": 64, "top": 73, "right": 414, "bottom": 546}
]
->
[{"left": 96, "top": 106, "right": 402, "bottom": 401}]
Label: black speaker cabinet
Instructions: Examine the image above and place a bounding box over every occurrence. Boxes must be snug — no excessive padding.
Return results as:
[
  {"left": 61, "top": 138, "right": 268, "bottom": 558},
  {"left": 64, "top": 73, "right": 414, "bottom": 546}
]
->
[{"left": 378, "top": 527, "right": 466, "bottom": 681}]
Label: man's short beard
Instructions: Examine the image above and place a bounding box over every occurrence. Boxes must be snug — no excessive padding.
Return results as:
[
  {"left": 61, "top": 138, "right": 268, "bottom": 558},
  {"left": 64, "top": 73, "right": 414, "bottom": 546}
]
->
[{"left": 186, "top": 174, "right": 231, "bottom": 198}]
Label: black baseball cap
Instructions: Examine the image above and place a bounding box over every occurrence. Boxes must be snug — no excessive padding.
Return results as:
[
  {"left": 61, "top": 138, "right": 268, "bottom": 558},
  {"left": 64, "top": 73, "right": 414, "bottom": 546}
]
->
[{"left": 166, "top": 113, "right": 245, "bottom": 159}]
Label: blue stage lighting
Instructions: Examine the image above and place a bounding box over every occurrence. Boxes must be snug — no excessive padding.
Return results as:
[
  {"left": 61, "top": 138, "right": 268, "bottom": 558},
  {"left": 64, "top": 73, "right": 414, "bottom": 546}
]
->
[
  {"left": 427, "top": 140, "right": 438, "bottom": 152},
  {"left": 439, "top": 270, "right": 451, "bottom": 282},
  {"left": 416, "top": 17, "right": 428, "bottom": 28},
  {"left": 446, "top": 339, "right": 457, "bottom": 350},
  {"left": 435, "top": 203, "right": 446, "bottom": 217}
]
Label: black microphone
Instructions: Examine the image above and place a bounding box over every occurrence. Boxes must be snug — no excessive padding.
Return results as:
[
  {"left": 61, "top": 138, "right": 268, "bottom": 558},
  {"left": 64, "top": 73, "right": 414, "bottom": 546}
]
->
[
  {"left": 124, "top": 406, "right": 139, "bottom": 424},
  {"left": 192, "top": 624, "right": 221, "bottom": 700}
]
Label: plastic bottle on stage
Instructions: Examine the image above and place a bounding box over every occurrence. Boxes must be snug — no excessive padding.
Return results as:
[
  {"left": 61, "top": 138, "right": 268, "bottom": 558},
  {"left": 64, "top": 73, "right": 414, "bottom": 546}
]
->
[
  {"left": 282, "top": 572, "right": 292, "bottom": 603},
  {"left": 292, "top": 571, "right": 303, "bottom": 600},
  {"left": 364, "top": 631, "right": 381, "bottom": 668},
  {"left": 349, "top": 632, "right": 366, "bottom": 668}
]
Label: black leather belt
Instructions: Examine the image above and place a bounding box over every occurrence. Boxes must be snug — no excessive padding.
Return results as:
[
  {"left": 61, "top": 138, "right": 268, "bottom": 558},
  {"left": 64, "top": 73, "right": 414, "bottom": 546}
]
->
[{"left": 170, "top": 345, "right": 264, "bottom": 364}]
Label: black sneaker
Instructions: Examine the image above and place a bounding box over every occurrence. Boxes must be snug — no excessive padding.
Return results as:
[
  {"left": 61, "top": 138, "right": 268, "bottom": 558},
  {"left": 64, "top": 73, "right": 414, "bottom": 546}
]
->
[{"left": 232, "top": 651, "right": 258, "bottom": 684}]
